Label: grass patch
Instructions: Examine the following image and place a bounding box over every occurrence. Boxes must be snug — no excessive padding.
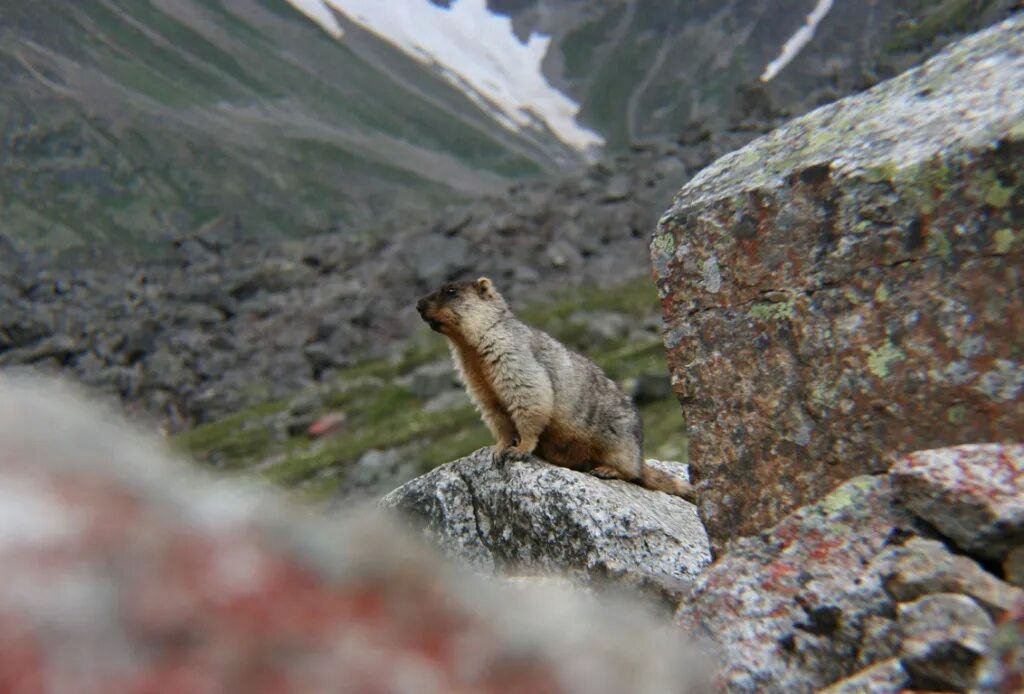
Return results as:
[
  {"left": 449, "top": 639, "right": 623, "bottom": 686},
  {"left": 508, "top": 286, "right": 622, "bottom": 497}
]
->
[
  {"left": 884, "top": 0, "right": 987, "bottom": 53},
  {"left": 173, "top": 398, "right": 289, "bottom": 468}
]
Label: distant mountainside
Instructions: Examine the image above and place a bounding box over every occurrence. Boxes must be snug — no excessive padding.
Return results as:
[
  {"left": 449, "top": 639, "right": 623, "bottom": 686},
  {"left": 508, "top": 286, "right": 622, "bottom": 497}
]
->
[
  {"left": 0, "top": 0, "right": 570, "bottom": 250},
  {"left": 494, "top": 0, "right": 1018, "bottom": 149},
  {"left": 0, "top": 0, "right": 1016, "bottom": 250}
]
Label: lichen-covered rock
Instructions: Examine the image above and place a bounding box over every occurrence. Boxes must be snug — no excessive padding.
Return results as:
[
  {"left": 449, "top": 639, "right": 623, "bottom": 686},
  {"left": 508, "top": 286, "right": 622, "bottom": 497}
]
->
[
  {"left": 381, "top": 448, "right": 711, "bottom": 602},
  {"left": 674, "top": 476, "right": 919, "bottom": 692},
  {"left": 674, "top": 470, "right": 1024, "bottom": 692},
  {"left": 0, "top": 375, "right": 704, "bottom": 694},
  {"left": 651, "top": 15, "right": 1024, "bottom": 552},
  {"left": 892, "top": 444, "right": 1024, "bottom": 562}
]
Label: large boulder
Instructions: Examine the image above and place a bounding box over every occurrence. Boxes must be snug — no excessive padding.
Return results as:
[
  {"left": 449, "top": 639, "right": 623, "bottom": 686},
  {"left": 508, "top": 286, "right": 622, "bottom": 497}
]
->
[
  {"left": 381, "top": 448, "right": 711, "bottom": 603},
  {"left": 651, "top": 15, "right": 1024, "bottom": 552},
  {"left": 0, "top": 375, "right": 705, "bottom": 694}
]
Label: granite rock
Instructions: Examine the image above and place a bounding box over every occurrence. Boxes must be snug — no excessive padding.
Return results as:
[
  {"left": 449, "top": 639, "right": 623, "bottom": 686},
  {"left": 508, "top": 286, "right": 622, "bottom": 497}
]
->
[
  {"left": 892, "top": 443, "right": 1024, "bottom": 562},
  {"left": 674, "top": 476, "right": 919, "bottom": 692},
  {"left": 381, "top": 448, "right": 711, "bottom": 603}
]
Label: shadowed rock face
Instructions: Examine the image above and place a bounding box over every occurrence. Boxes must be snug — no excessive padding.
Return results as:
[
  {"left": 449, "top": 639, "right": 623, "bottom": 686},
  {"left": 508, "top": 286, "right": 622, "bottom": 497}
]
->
[
  {"left": 651, "top": 15, "right": 1024, "bottom": 553},
  {"left": 0, "top": 375, "right": 705, "bottom": 694},
  {"left": 382, "top": 448, "right": 711, "bottom": 604}
]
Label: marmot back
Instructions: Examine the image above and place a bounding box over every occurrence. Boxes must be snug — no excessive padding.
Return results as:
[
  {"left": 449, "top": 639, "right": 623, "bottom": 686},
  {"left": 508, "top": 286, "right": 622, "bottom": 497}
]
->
[{"left": 416, "top": 277, "right": 694, "bottom": 500}]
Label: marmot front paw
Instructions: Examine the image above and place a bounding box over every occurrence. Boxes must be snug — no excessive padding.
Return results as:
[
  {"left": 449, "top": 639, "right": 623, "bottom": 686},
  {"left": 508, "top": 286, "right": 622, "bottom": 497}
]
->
[{"left": 493, "top": 439, "right": 532, "bottom": 466}]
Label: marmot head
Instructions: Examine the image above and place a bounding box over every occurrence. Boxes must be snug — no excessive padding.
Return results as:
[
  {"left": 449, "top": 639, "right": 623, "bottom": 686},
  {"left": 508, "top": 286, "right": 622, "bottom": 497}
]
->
[{"left": 416, "top": 277, "right": 507, "bottom": 337}]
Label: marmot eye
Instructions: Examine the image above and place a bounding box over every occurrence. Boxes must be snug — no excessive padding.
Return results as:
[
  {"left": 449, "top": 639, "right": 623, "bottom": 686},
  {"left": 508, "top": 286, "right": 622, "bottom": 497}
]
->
[{"left": 445, "top": 286, "right": 458, "bottom": 297}]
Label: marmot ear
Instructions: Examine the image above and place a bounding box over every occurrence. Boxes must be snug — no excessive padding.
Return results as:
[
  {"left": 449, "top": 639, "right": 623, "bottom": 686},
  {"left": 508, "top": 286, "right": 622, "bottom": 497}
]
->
[{"left": 476, "top": 277, "right": 493, "bottom": 295}]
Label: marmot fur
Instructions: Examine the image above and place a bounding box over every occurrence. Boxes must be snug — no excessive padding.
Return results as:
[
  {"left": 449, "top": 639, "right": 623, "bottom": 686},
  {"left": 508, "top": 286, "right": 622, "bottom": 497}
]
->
[{"left": 416, "top": 277, "right": 695, "bottom": 500}]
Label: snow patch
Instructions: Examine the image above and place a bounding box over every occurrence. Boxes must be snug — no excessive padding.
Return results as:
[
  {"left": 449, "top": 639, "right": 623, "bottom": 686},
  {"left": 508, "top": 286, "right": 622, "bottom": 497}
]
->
[
  {"left": 760, "top": 0, "right": 834, "bottom": 82},
  {"left": 286, "top": 0, "right": 603, "bottom": 153}
]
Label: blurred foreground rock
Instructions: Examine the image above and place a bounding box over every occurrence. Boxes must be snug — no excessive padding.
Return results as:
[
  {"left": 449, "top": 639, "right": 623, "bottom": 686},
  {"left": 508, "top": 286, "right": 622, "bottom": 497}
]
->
[
  {"left": 382, "top": 448, "right": 711, "bottom": 604},
  {"left": 0, "top": 375, "right": 704, "bottom": 694},
  {"left": 652, "top": 15, "right": 1024, "bottom": 553}
]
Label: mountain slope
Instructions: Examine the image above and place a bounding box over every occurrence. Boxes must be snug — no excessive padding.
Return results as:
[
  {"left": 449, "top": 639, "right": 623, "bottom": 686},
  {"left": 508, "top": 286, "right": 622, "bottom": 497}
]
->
[
  {"left": 503, "top": 0, "right": 1018, "bottom": 149},
  {"left": 0, "top": 0, "right": 574, "bottom": 249}
]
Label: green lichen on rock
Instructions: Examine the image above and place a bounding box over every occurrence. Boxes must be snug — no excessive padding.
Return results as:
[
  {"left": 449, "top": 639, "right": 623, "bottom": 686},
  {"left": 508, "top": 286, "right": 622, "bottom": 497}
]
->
[
  {"left": 867, "top": 341, "right": 908, "bottom": 379},
  {"left": 748, "top": 300, "right": 795, "bottom": 321},
  {"left": 819, "top": 476, "right": 880, "bottom": 516},
  {"left": 985, "top": 180, "right": 1014, "bottom": 208},
  {"left": 809, "top": 381, "right": 839, "bottom": 412},
  {"left": 651, "top": 233, "right": 675, "bottom": 256},
  {"left": 995, "top": 228, "right": 1016, "bottom": 254},
  {"left": 946, "top": 404, "right": 967, "bottom": 424}
]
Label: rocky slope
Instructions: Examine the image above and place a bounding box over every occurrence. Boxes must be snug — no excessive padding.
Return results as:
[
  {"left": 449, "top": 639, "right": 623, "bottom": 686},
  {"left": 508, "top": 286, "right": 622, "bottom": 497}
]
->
[{"left": 0, "top": 144, "right": 693, "bottom": 433}]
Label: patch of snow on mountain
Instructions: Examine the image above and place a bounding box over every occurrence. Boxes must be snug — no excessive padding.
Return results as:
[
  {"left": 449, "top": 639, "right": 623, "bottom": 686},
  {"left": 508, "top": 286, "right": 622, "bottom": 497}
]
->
[
  {"left": 286, "top": 0, "right": 603, "bottom": 153},
  {"left": 288, "top": 0, "right": 344, "bottom": 37}
]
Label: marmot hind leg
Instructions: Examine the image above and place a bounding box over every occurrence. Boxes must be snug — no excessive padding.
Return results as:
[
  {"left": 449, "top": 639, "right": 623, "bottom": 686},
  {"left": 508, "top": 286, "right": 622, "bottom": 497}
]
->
[
  {"left": 589, "top": 441, "right": 644, "bottom": 482},
  {"left": 590, "top": 463, "right": 628, "bottom": 480}
]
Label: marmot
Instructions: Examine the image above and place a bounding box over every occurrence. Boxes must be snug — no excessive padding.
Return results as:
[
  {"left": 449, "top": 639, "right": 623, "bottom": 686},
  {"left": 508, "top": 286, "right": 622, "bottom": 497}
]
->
[{"left": 416, "top": 277, "right": 695, "bottom": 500}]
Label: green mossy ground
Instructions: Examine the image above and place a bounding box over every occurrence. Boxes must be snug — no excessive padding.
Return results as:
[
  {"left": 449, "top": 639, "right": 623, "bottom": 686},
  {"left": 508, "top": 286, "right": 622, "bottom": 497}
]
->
[{"left": 175, "top": 277, "right": 689, "bottom": 503}]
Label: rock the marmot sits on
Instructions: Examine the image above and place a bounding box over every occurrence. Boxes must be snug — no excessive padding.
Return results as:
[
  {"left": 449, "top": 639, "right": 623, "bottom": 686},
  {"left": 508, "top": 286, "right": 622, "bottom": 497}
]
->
[{"left": 416, "top": 277, "right": 694, "bottom": 500}]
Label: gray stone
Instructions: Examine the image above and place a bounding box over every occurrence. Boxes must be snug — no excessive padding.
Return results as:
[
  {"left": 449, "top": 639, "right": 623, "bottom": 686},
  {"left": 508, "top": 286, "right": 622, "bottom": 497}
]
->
[
  {"left": 817, "top": 659, "right": 909, "bottom": 694},
  {"left": 381, "top": 448, "right": 710, "bottom": 602},
  {"left": 334, "top": 448, "right": 421, "bottom": 503},
  {"left": 877, "top": 536, "right": 1024, "bottom": 620},
  {"left": 898, "top": 593, "right": 994, "bottom": 691},
  {"left": 892, "top": 444, "right": 1024, "bottom": 561},
  {"left": 566, "top": 311, "right": 629, "bottom": 345},
  {"left": 422, "top": 388, "right": 471, "bottom": 412},
  {"left": 408, "top": 360, "right": 457, "bottom": 400},
  {"left": 975, "top": 598, "right": 1024, "bottom": 693},
  {"left": 630, "top": 374, "right": 674, "bottom": 405},
  {"left": 602, "top": 173, "right": 633, "bottom": 202},
  {"left": 1005, "top": 545, "right": 1024, "bottom": 588},
  {"left": 651, "top": 16, "right": 1024, "bottom": 552},
  {"left": 544, "top": 240, "right": 582, "bottom": 269},
  {"left": 410, "top": 234, "right": 470, "bottom": 284}
]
